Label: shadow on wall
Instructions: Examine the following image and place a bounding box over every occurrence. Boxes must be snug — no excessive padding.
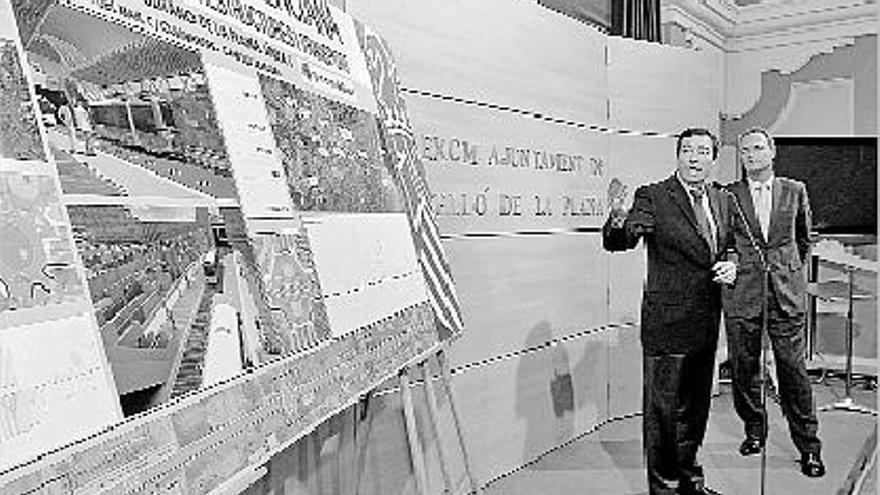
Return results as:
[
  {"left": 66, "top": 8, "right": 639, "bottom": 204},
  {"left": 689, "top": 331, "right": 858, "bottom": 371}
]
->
[
  {"left": 516, "top": 321, "right": 575, "bottom": 463},
  {"left": 515, "top": 321, "right": 610, "bottom": 465}
]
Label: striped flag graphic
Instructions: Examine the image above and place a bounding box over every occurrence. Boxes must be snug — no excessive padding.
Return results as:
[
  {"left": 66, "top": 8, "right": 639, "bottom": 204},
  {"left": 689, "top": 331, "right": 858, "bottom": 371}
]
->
[{"left": 355, "top": 22, "right": 464, "bottom": 338}]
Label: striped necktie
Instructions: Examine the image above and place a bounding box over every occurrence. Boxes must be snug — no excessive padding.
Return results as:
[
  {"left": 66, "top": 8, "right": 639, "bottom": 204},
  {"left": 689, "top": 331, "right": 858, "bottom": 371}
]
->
[{"left": 689, "top": 188, "right": 716, "bottom": 258}]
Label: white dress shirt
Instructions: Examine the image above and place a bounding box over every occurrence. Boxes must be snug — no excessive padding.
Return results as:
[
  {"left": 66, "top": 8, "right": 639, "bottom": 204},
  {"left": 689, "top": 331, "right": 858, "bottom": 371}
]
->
[{"left": 748, "top": 175, "right": 774, "bottom": 241}]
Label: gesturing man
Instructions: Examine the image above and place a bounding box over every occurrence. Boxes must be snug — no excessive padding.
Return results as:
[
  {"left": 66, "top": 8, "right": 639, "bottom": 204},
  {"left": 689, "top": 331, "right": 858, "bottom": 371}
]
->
[{"left": 603, "top": 127, "right": 736, "bottom": 495}]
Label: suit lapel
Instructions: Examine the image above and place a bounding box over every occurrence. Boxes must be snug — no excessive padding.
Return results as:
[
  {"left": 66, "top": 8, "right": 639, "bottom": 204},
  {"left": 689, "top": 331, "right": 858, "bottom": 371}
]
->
[
  {"left": 665, "top": 176, "right": 700, "bottom": 234},
  {"left": 768, "top": 177, "right": 784, "bottom": 243},
  {"left": 732, "top": 181, "right": 767, "bottom": 248}
]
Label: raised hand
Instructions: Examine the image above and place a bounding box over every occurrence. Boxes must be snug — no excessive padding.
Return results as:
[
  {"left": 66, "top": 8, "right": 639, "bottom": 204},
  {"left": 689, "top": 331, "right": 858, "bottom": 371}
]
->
[
  {"left": 607, "top": 178, "right": 629, "bottom": 215},
  {"left": 712, "top": 261, "right": 737, "bottom": 285}
]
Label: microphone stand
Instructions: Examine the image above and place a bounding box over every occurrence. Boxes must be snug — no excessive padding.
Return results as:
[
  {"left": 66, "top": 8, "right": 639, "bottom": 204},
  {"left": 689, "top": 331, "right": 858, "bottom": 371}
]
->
[{"left": 719, "top": 185, "right": 770, "bottom": 495}]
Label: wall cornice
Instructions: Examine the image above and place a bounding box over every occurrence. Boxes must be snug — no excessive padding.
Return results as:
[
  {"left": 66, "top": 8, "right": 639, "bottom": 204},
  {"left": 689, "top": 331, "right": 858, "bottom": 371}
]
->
[
  {"left": 662, "top": 4, "right": 729, "bottom": 48},
  {"left": 662, "top": 0, "right": 738, "bottom": 41},
  {"left": 662, "top": 0, "right": 877, "bottom": 51},
  {"left": 733, "top": 1, "right": 877, "bottom": 38}
]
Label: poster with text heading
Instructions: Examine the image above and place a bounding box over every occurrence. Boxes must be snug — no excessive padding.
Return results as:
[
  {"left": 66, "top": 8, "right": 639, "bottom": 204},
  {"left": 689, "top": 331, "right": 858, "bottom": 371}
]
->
[{"left": 1, "top": 0, "right": 462, "bottom": 488}]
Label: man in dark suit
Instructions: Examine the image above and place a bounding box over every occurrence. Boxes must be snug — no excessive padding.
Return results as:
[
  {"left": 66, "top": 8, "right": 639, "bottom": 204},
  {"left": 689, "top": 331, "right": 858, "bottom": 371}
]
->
[
  {"left": 723, "top": 127, "right": 824, "bottom": 477},
  {"left": 604, "top": 128, "right": 736, "bottom": 495}
]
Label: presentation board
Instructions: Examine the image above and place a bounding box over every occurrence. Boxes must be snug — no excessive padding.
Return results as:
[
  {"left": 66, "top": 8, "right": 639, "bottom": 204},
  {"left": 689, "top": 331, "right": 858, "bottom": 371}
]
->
[{"left": 0, "top": 0, "right": 462, "bottom": 491}]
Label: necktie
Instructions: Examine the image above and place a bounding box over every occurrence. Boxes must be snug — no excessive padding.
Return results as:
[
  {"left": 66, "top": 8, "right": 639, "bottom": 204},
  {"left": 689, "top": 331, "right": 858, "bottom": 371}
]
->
[
  {"left": 755, "top": 183, "right": 771, "bottom": 240},
  {"left": 689, "top": 188, "right": 716, "bottom": 258}
]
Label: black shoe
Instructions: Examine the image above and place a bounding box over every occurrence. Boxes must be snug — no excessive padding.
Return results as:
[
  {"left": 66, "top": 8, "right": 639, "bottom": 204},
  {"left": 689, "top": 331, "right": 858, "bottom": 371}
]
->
[
  {"left": 680, "top": 482, "right": 723, "bottom": 495},
  {"left": 738, "top": 437, "right": 763, "bottom": 456},
  {"left": 800, "top": 452, "right": 826, "bottom": 478}
]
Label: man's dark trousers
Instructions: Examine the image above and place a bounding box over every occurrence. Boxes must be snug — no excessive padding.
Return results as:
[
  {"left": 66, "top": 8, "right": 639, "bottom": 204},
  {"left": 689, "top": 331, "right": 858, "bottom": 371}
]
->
[
  {"left": 726, "top": 284, "right": 820, "bottom": 454},
  {"left": 644, "top": 346, "right": 716, "bottom": 494}
]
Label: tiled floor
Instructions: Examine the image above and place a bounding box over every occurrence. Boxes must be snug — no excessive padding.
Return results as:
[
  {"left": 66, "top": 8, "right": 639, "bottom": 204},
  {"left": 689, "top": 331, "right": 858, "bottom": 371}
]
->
[{"left": 485, "top": 377, "right": 877, "bottom": 495}]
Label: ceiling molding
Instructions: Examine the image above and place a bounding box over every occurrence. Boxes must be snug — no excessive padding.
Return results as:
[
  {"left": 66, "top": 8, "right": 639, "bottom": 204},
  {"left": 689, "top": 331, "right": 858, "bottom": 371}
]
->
[
  {"left": 727, "top": 17, "right": 873, "bottom": 53},
  {"left": 662, "top": 0, "right": 877, "bottom": 50},
  {"left": 662, "top": 5, "right": 729, "bottom": 48},
  {"left": 733, "top": 1, "right": 877, "bottom": 38},
  {"left": 662, "top": 0, "right": 739, "bottom": 37}
]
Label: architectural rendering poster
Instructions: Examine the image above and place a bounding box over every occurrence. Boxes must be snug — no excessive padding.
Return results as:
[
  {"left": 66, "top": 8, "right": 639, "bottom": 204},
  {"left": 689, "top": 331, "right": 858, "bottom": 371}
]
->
[
  {"left": 0, "top": 0, "right": 460, "bottom": 491},
  {"left": 0, "top": 0, "right": 123, "bottom": 470}
]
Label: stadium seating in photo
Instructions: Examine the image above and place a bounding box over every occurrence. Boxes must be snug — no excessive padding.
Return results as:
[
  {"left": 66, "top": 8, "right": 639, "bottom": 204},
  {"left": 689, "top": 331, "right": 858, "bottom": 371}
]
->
[
  {"left": 84, "top": 86, "right": 237, "bottom": 199},
  {"left": 171, "top": 283, "right": 217, "bottom": 398},
  {"left": 93, "top": 136, "right": 237, "bottom": 198},
  {"left": 67, "top": 205, "right": 212, "bottom": 346},
  {"left": 54, "top": 159, "right": 126, "bottom": 196}
]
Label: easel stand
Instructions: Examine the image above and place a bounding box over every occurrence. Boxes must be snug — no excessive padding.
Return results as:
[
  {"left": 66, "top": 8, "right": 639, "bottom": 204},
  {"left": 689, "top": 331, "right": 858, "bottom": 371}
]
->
[
  {"left": 818, "top": 265, "right": 877, "bottom": 416},
  {"left": 398, "top": 347, "right": 483, "bottom": 495},
  {"left": 400, "top": 369, "right": 430, "bottom": 495}
]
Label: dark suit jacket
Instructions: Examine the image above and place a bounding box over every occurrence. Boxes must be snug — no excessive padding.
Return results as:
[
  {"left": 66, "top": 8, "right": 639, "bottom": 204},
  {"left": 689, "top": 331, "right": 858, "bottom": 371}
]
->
[
  {"left": 603, "top": 175, "right": 734, "bottom": 355},
  {"left": 723, "top": 177, "right": 812, "bottom": 318}
]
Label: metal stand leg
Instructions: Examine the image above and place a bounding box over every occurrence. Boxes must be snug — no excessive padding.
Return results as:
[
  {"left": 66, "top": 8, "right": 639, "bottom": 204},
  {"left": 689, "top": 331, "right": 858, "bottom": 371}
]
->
[
  {"left": 438, "top": 349, "right": 483, "bottom": 495},
  {"left": 818, "top": 266, "right": 877, "bottom": 416},
  {"left": 421, "top": 361, "right": 453, "bottom": 493},
  {"left": 400, "top": 368, "right": 429, "bottom": 495},
  {"left": 759, "top": 269, "right": 769, "bottom": 495},
  {"left": 807, "top": 254, "right": 819, "bottom": 360}
]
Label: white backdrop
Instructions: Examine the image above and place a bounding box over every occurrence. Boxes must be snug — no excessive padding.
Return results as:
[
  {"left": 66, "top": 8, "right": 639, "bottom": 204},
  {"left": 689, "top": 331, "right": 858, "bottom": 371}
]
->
[{"left": 349, "top": 0, "right": 721, "bottom": 484}]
